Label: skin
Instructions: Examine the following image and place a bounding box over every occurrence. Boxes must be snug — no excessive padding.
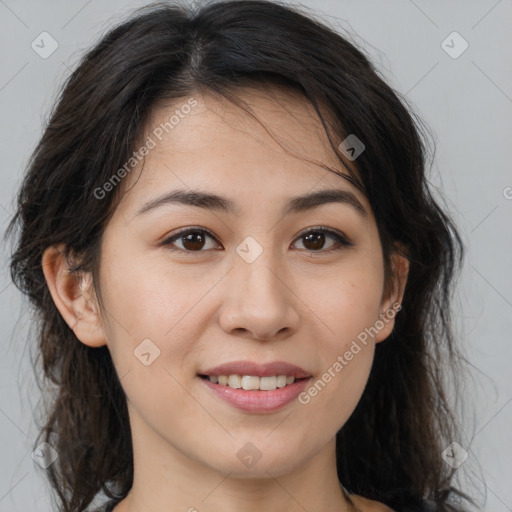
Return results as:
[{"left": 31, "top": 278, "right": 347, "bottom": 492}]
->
[{"left": 42, "top": 86, "right": 408, "bottom": 512}]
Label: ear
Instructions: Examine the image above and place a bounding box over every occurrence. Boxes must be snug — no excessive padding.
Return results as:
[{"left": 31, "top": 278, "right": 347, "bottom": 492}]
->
[
  {"left": 41, "top": 245, "right": 107, "bottom": 347},
  {"left": 374, "top": 246, "right": 410, "bottom": 343}
]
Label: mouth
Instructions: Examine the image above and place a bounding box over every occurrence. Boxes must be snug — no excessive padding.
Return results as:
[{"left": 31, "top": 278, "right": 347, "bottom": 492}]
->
[
  {"left": 198, "top": 361, "right": 312, "bottom": 413},
  {"left": 198, "top": 373, "right": 306, "bottom": 391}
]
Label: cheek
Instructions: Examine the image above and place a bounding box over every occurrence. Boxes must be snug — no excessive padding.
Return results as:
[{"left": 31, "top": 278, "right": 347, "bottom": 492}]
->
[
  {"left": 99, "top": 245, "right": 212, "bottom": 335},
  {"left": 290, "top": 258, "right": 383, "bottom": 432},
  {"left": 97, "top": 253, "right": 213, "bottom": 382},
  {"left": 300, "top": 253, "right": 385, "bottom": 345},
  {"left": 296, "top": 331, "right": 375, "bottom": 447}
]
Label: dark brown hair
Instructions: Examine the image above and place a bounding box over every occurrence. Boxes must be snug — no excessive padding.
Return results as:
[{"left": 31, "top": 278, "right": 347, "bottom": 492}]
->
[{"left": 7, "top": 1, "right": 479, "bottom": 511}]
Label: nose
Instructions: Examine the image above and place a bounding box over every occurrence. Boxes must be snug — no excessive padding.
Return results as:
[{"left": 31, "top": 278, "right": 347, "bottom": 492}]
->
[{"left": 217, "top": 250, "right": 300, "bottom": 342}]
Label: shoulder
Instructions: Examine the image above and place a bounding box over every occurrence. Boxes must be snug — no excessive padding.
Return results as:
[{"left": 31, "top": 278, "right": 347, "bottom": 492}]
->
[
  {"left": 350, "top": 494, "right": 395, "bottom": 511},
  {"left": 349, "top": 494, "right": 441, "bottom": 512}
]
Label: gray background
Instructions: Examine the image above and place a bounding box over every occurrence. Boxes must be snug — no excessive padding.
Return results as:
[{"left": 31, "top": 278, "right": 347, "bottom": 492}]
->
[{"left": 0, "top": 1, "right": 511, "bottom": 510}]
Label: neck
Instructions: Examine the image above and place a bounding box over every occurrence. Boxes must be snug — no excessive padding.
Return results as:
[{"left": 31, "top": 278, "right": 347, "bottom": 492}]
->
[{"left": 114, "top": 409, "right": 354, "bottom": 512}]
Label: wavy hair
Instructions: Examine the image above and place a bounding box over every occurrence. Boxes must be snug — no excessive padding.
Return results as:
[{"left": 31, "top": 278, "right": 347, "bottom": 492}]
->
[{"left": 7, "top": 1, "right": 477, "bottom": 511}]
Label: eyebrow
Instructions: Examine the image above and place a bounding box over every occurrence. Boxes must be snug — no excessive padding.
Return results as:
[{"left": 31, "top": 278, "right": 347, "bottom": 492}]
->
[{"left": 135, "top": 188, "right": 368, "bottom": 218}]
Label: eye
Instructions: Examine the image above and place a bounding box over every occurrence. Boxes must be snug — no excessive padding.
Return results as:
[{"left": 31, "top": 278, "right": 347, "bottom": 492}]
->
[
  {"left": 291, "top": 226, "right": 353, "bottom": 253},
  {"left": 161, "top": 226, "right": 353, "bottom": 254},
  {"left": 162, "top": 227, "right": 221, "bottom": 253}
]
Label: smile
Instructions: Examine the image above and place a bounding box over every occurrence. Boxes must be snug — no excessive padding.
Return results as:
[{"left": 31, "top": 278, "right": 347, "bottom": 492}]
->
[
  {"left": 198, "top": 360, "right": 311, "bottom": 413},
  {"left": 201, "top": 374, "right": 296, "bottom": 391}
]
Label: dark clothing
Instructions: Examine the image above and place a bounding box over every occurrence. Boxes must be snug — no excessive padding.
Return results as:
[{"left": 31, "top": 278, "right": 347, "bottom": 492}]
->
[
  {"left": 93, "top": 499, "right": 120, "bottom": 512},
  {"left": 105, "top": 501, "right": 118, "bottom": 512}
]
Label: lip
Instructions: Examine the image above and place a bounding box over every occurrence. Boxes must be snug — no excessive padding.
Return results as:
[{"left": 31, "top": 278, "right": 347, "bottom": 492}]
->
[
  {"left": 198, "top": 360, "right": 312, "bottom": 414},
  {"left": 200, "top": 360, "right": 311, "bottom": 379},
  {"left": 200, "top": 376, "right": 311, "bottom": 413}
]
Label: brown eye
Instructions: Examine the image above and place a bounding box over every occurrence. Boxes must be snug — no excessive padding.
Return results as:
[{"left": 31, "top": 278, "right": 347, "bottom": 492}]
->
[
  {"left": 292, "top": 227, "right": 353, "bottom": 252},
  {"left": 163, "top": 228, "right": 220, "bottom": 252},
  {"left": 162, "top": 226, "right": 352, "bottom": 255},
  {"left": 302, "top": 231, "right": 327, "bottom": 251},
  {"left": 180, "top": 231, "right": 207, "bottom": 251}
]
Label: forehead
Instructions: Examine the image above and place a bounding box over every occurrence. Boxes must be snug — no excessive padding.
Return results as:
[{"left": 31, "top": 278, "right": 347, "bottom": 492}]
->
[
  {"left": 116, "top": 85, "right": 367, "bottom": 213},
  {"left": 147, "top": 85, "right": 353, "bottom": 169}
]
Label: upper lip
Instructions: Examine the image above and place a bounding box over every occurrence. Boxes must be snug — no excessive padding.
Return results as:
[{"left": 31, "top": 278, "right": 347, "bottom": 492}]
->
[{"left": 200, "top": 360, "right": 311, "bottom": 379}]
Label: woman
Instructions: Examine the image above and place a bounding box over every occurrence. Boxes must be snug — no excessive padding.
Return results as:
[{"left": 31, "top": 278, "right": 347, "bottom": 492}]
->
[{"left": 7, "top": 1, "right": 477, "bottom": 511}]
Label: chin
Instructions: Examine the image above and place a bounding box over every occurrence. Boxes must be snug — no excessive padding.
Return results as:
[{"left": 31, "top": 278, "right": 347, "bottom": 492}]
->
[{"left": 200, "top": 442, "right": 312, "bottom": 479}]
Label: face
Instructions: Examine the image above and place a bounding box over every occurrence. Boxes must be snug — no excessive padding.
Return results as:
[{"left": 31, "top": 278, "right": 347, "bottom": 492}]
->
[{"left": 80, "top": 87, "right": 405, "bottom": 478}]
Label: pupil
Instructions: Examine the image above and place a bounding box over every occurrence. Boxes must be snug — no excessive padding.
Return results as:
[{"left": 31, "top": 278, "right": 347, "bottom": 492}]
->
[
  {"left": 304, "top": 232, "right": 324, "bottom": 250},
  {"left": 184, "top": 232, "right": 204, "bottom": 250}
]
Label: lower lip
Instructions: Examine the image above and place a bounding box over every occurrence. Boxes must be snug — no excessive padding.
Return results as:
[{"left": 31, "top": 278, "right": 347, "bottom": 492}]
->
[{"left": 200, "top": 377, "right": 311, "bottom": 413}]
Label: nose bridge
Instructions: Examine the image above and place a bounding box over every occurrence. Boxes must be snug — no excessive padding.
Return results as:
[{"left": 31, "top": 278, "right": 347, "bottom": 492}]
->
[
  {"left": 219, "top": 234, "right": 299, "bottom": 339},
  {"left": 235, "top": 235, "right": 285, "bottom": 306}
]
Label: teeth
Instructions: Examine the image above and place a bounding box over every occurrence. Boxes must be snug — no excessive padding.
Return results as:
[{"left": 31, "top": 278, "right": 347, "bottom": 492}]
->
[
  {"left": 208, "top": 374, "right": 296, "bottom": 390},
  {"left": 276, "top": 375, "right": 287, "bottom": 388},
  {"left": 241, "top": 376, "right": 260, "bottom": 390},
  {"left": 228, "top": 375, "right": 242, "bottom": 388},
  {"left": 260, "top": 376, "right": 276, "bottom": 390}
]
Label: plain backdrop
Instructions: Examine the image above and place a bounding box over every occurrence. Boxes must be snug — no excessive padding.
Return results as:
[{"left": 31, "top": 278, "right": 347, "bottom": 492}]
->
[{"left": 0, "top": 1, "right": 511, "bottom": 511}]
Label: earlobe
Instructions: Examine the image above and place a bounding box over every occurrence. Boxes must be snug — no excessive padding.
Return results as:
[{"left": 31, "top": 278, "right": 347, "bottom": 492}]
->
[
  {"left": 41, "top": 245, "right": 107, "bottom": 347},
  {"left": 375, "top": 250, "right": 410, "bottom": 343}
]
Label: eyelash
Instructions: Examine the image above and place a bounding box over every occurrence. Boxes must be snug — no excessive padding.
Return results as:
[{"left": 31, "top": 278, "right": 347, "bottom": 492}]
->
[{"left": 161, "top": 225, "right": 353, "bottom": 255}]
